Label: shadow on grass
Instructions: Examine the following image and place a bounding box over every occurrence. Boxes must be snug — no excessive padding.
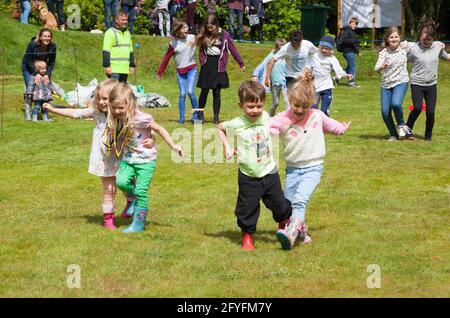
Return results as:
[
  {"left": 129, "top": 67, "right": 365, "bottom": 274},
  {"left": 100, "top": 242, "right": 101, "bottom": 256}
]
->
[
  {"left": 79, "top": 214, "right": 172, "bottom": 228},
  {"left": 358, "top": 134, "right": 426, "bottom": 141}
]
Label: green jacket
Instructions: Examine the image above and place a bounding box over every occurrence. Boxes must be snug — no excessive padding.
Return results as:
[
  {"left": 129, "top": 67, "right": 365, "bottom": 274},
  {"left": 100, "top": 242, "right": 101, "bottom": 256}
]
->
[{"left": 103, "top": 27, "right": 135, "bottom": 74}]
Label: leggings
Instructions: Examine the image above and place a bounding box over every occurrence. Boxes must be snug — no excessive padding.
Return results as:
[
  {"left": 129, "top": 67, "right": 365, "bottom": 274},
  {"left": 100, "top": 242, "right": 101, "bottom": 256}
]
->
[
  {"left": 406, "top": 84, "right": 437, "bottom": 139},
  {"left": 199, "top": 88, "right": 221, "bottom": 116}
]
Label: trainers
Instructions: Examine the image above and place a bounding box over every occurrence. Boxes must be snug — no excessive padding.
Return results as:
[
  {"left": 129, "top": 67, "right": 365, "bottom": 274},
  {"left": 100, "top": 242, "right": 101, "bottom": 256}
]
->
[
  {"left": 387, "top": 136, "right": 398, "bottom": 142},
  {"left": 405, "top": 133, "right": 415, "bottom": 140},
  {"left": 398, "top": 125, "right": 411, "bottom": 138},
  {"left": 299, "top": 223, "right": 312, "bottom": 244},
  {"left": 348, "top": 83, "right": 361, "bottom": 88}
]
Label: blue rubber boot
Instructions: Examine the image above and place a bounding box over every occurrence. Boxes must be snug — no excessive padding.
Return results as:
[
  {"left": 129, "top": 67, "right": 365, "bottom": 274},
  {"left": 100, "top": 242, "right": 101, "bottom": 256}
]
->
[
  {"left": 121, "top": 196, "right": 136, "bottom": 218},
  {"left": 123, "top": 207, "right": 148, "bottom": 233}
]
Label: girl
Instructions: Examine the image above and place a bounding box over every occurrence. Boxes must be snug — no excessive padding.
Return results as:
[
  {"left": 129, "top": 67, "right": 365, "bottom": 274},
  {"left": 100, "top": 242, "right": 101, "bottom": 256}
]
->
[
  {"left": 270, "top": 70, "right": 351, "bottom": 250},
  {"left": 106, "top": 83, "right": 183, "bottom": 233},
  {"left": 157, "top": 20, "right": 199, "bottom": 124},
  {"left": 244, "top": 0, "right": 265, "bottom": 44},
  {"left": 404, "top": 21, "right": 450, "bottom": 141},
  {"left": 252, "top": 38, "right": 290, "bottom": 116},
  {"left": 311, "top": 35, "right": 352, "bottom": 117},
  {"left": 196, "top": 15, "right": 245, "bottom": 124},
  {"left": 374, "top": 27, "right": 411, "bottom": 141},
  {"left": 27, "top": 60, "right": 56, "bottom": 122}
]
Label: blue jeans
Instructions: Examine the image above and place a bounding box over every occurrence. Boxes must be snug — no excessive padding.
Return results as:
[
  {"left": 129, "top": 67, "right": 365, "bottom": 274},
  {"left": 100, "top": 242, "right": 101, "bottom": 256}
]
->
[
  {"left": 19, "top": 0, "right": 31, "bottom": 24},
  {"left": 22, "top": 69, "right": 32, "bottom": 91},
  {"left": 343, "top": 52, "right": 356, "bottom": 85},
  {"left": 228, "top": 9, "right": 243, "bottom": 40},
  {"left": 47, "top": 0, "right": 65, "bottom": 26},
  {"left": 121, "top": 5, "right": 136, "bottom": 33},
  {"left": 284, "top": 164, "right": 323, "bottom": 222},
  {"left": 110, "top": 73, "right": 128, "bottom": 83},
  {"left": 177, "top": 67, "right": 198, "bottom": 122},
  {"left": 380, "top": 82, "right": 408, "bottom": 137},
  {"left": 312, "top": 89, "right": 333, "bottom": 116},
  {"left": 103, "top": 0, "right": 118, "bottom": 29},
  {"left": 32, "top": 101, "right": 48, "bottom": 117}
]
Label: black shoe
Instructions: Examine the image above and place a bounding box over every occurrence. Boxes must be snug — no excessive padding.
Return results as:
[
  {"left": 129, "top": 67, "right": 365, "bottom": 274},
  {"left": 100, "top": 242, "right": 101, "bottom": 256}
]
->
[{"left": 213, "top": 115, "right": 220, "bottom": 124}]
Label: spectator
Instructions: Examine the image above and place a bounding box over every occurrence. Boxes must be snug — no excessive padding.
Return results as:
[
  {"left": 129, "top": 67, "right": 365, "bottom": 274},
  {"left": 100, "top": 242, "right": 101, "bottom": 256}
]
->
[
  {"left": 103, "top": 0, "right": 119, "bottom": 29},
  {"left": 156, "top": 0, "right": 171, "bottom": 37},
  {"left": 185, "top": 0, "right": 197, "bottom": 32},
  {"left": 120, "top": 0, "right": 138, "bottom": 34},
  {"left": 19, "top": 0, "right": 31, "bottom": 24},
  {"left": 21, "top": 28, "right": 57, "bottom": 121},
  {"left": 46, "top": 0, "right": 65, "bottom": 31},
  {"left": 227, "top": 0, "right": 244, "bottom": 42},
  {"left": 340, "top": 17, "right": 360, "bottom": 87},
  {"left": 244, "top": 0, "right": 264, "bottom": 43}
]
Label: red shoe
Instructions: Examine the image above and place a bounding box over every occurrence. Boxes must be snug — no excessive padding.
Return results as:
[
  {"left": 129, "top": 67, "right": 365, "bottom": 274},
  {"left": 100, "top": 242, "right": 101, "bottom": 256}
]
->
[
  {"left": 242, "top": 232, "right": 255, "bottom": 251},
  {"left": 103, "top": 213, "right": 117, "bottom": 230}
]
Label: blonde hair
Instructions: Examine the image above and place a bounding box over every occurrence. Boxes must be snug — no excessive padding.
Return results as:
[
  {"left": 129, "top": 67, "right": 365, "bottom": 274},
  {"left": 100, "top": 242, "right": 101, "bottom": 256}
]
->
[
  {"left": 34, "top": 60, "right": 47, "bottom": 69},
  {"left": 288, "top": 69, "right": 316, "bottom": 109},
  {"left": 93, "top": 79, "right": 118, "bottom": 113},
  {"left": 107, "top": 83, "right": 140, "bottom": 133},
  {"left": 275, "top": 38, "right": 286, "bottom": 51}
]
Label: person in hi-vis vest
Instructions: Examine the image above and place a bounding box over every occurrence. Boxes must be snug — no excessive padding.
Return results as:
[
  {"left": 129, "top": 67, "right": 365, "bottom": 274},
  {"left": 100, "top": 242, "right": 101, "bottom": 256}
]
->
[{"left": 103, "top": 11, "right": 136, "bottom": 83}]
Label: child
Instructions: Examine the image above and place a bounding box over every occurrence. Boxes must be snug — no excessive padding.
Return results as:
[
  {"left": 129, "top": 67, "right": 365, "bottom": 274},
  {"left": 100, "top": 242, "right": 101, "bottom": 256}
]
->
[
  {"left": 43, "top": 79, "right": 153, "bottom": 229},
  {"left": 217, "top": 80, "right": 292, "bottom": 251},
  {"left": 311, "top": 35, "right": 352, "bottom": 116},
  {"left": 270, "top": 70, "right": 351, "bottom": 250},
  {"left": 252, "top": 38, "right": 289, "bottom": 116},
  {"left": 27, "top": 60, "right": 56, "bottom": 122},
  {"left": 196, "top": 14, "right": 245, "bottom": 124},
  {"left": 156, "top": 0, "right": 171, "bottom": 37},
  {"left": 157, "top": 20, "right": 199, "bottom": 124},
  {"left": 105, "top": 83, "right": 183, "bottom": 233}
]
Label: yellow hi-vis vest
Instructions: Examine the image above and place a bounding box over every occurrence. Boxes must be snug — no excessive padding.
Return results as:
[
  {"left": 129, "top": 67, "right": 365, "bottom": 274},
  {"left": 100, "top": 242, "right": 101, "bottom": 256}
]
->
[{"left": 103, "top": 28, "right": 133, "bottom": 74}]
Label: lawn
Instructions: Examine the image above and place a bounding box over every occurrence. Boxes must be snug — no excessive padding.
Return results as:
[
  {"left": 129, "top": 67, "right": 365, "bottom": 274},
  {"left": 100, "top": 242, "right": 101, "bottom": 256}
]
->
[{"left": 0, "top": 13, "right": 449, "bottom": 297}]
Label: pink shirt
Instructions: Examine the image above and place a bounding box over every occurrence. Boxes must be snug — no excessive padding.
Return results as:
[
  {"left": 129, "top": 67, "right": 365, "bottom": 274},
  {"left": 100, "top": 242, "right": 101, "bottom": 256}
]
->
[
  {"left": 123, "top": 111, "right": 157, "bottom": 164},
  {"left": 228, "top": 0, "right": 244, "bottom": 10}
]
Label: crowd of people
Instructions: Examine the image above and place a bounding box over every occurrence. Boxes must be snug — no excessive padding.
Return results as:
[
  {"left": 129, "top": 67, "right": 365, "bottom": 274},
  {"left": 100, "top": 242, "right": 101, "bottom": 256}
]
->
[{"left": 18, "top": 6, "right": 450, "bottom": 251}]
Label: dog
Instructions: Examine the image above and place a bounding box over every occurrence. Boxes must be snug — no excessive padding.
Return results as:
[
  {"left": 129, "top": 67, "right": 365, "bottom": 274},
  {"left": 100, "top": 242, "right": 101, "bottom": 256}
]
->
[{"left": 35, "top": 2, "right": 58, "bottom": 30}]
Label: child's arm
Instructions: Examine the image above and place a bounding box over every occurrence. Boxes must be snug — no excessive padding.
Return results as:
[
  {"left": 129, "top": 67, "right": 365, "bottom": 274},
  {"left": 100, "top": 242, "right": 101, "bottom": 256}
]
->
[
  {"left": 217, "top": 123, "right": 237, "bottom": 160},
  {"left": 374, "top": 49, "right": 388, "bottom": 72},
  {"left": 331, "top": 56, "right": 352, "bottom": 80},
  {"left": 148, "top": 120, "right": 183, "bottom": 156},
  {"left": 319, "top": 111, "right": 351, "bottom": 135},
  {"left": 269, "top": 112, "right": 288, "bottom": 135},
  {"left": 42, "top": 103, "right": 92, "bottom": 119},
  {"left": 157, "top": 44, "right": 175, "bottom": 80}
]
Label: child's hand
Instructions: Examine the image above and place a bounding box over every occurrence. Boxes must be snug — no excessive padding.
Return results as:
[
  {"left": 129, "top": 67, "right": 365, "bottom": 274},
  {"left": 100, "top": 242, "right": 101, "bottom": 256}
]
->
[
  {"left": 157, "top": 74, "right": 162, "bottom": 81},
  {"left": 225, "top": 146, "right": 237, "bottom": 160},
  {"left": 265, "top": 78, "right": 271, "bottom": 88},
  {"left": 143, "top": 137, "right": 154, "bottom": 149},
  {"left": 251, "top": 76, "right": 258, "bottom": 82},
  {"left": 240, "top": 66, "right": 246, "bottom": 72},
  {"left": 346, "top": 74, "right": 353, "bottom": 81},
  {"left": 342, "top": 121, "right": 352, "bottom": 132},
  {"left": 172, "top": 144, "right": 183, "bottom": 157},
  {"left": 42, "top": 103, "right": 53, "bottom": 110},
  {"left": 35, "top": 74, "right": 42, "bottom": 85}
]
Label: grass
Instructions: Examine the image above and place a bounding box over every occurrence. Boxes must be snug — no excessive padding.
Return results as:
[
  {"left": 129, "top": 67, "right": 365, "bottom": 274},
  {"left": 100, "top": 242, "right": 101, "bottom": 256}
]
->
[{"left": 0, "top": 13, "right": 449, "bottom": 297}]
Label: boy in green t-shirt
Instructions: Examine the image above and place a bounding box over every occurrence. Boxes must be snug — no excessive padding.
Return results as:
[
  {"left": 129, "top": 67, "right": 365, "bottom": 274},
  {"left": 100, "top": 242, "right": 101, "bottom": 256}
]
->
[{"left": 217, "top": 81, "right": 292, "bottom": 251}]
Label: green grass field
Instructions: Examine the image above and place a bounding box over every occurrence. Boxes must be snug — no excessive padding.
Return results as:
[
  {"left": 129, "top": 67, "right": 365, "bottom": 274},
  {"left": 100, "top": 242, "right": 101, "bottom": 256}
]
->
[{"left": 0, "top": 13, "right": 449, "bottom": 297}]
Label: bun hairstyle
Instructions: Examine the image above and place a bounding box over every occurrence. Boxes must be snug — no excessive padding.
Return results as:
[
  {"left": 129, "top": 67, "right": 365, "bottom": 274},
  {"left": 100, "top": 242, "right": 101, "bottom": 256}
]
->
[
  {"left": 417, "top": 20, "right": 438, "bottom": 42},
  {"left": 288, "top": 69, "right": 316, "bottom": 109}
]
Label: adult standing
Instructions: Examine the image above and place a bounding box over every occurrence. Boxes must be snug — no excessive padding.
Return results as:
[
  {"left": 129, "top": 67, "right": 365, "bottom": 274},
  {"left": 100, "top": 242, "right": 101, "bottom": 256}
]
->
[
  {"left": 405, "top": 21, "right": 450, "bottom": 141},
  {"left": 265, "top": 30, "right": 317, "bottom": 90},
  {"left": 227, "top": 0, "right": 244, "bottom": 42},
  {"left": 21, "top": 28, "right": 57, "bottom": 120},
  {"left": 103, "top": 11, "right": 136, "bottom": 83},
  {"left": 340, "top": 17, "right": 360, "bottom": 87},
  {"left": 374, "top": 27, "right": 411, "bottom": 141},
  {"left": 244, "top": 0, "right": 264, "bottom": 43},
  {"left": 19, "top": 0, "right": 31, "bottom": 24},
  {"left": 120, "top": 0, "right": 138, "bottom": 34},
  {"left": 103, "top": 0, "right": 119, "bottom": 30},
  {"left": 46, "top": 0, "right": 66, "bottom": 31},
  {"left": 185, "top": 0, "right": 197, "bottom": 32}
]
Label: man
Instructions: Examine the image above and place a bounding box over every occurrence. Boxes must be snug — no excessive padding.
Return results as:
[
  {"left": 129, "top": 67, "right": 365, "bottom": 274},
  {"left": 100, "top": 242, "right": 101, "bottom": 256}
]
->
[
  {"left": 228, "top": 0, "right": 244, "bottom": 42},
  {"left": 103, "top": 11, "right": 136, "bottom": 83},
  {"left": 340, "top": 17, "right": 360, "bottom": 87}
]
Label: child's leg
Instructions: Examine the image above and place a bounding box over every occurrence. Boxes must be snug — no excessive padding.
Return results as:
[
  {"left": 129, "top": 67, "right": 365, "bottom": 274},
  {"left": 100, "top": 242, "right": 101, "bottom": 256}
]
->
[
  {"left": 270, "top": 85, "right": 281, "bottom": 116},
  {"left": 282, "top": 85, "right": 290, "bottom": 110},
  {"left": 187, "top": 68, "right": 199, "bottom": 121},
  {"left": 32, "top": 101, "right": 41, "bottom": 121},
  {"left": 101, "top": 176, "right": 117, "bottom": 229},
  {"left": 158, "top": 10, "right": 165, "bottom": 36},
  {"left": 198, "top": 88, "right": 209, "bottom": 123},
  {"left": 116, "top": 161, "right": 137, "bottom": 196},
  {"left": 261, "top": 172, "right": 292, "bottom": 224},
  {"left": 320, "top": 89, "right": 333, "bottom": 116},
  {"left": 164, "top": 11, "right": 171, "bottom": 36},
  {"left": 176, "top": 72, "right": 188, "bottom": 123},
  {"left": 311, "top": 92, "right": 320, "bottom": 110},
  {"left": 212, "top": 88, "right": 221, "bottom": 123},
  {"left": 123, "top": 161, "right": 156, "bottom": 233}
]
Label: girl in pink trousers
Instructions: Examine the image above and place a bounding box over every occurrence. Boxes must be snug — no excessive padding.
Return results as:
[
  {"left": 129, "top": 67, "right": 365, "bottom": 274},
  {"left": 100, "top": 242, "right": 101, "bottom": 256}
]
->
[{"left": 270, "top": 70, "right": 351, "bottom": 250}]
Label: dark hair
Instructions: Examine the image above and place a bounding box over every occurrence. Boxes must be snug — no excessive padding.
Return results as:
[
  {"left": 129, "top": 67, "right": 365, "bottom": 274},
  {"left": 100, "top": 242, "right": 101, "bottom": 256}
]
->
[
  {"left": 382, "top": 26, "right": 402, "bottom": 48},
  {"left": 196, "top": 15, "right": 220, "bottom": 47},
  {"left": 117, "top": 11, "right": 129, "bottom": 18},
  {"left": 171, "top": 20, "right": 188, "bottom": 38},
  {"left": 417, "top": 20, "right": 437, "bottom": 42},
  {"left": 289, "top": 30, "right": 303, "bottom": 45},
  {"left": 34, "top": 28, "right": 53, "bottom": 46},
  {"left": 238, "top": 81, "right": 266, "bottom": 105}
]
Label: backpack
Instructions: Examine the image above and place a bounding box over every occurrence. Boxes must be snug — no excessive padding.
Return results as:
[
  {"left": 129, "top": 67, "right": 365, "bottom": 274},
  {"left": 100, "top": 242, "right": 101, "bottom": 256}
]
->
[{"left": 335, "top": 29, "right": 344, "bottom": 52}]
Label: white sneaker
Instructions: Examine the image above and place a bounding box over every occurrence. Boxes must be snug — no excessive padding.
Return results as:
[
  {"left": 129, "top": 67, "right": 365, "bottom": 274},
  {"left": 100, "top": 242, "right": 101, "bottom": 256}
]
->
[
  {"left": 387, "top": 136, "right": 398, "bottom": 142},
  {"left": 398, "top": 125, "right": 406, "bottom": 137}
]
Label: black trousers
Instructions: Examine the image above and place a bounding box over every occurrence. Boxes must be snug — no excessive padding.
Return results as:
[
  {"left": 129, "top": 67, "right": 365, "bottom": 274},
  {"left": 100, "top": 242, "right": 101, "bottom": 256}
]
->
[
  {"left": 407, "top": 84, "right": 437, "bottom": 139},
  {"left": 235, "top": 170, "right": 292, "bottom": 234}
]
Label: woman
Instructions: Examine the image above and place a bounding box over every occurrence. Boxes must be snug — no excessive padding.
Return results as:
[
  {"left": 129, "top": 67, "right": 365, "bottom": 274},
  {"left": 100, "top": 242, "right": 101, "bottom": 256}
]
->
[
  {"left": 196, "top": 15, "right": 245, "bottom": 124},
  {"left": 374, "top": 27, "right": 410, "bottom": 141},
  {"left": 405, "top": 21, "right": 450, "bottom": 141},
  {"left": 21, "top": 28, "right": 57, "bottom": 121}
]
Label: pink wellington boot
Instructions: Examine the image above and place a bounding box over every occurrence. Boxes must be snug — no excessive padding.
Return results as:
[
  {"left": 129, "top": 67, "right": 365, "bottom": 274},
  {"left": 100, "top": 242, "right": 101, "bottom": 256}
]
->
[
  {"left": 103, "top": 213, "right": 117, "bottom": 230},
  {"left": 242, "top": 232, "right": 255, "bottom": 251}
]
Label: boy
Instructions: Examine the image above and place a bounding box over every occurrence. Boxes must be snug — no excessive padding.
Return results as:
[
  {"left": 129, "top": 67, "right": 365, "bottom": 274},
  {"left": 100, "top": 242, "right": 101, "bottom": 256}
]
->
[
  {"left": 339, "top": 17, "right": 360, "bottom": 87},
  {"left": 217, "top": 81, "right": 292, "bottom": 251}
]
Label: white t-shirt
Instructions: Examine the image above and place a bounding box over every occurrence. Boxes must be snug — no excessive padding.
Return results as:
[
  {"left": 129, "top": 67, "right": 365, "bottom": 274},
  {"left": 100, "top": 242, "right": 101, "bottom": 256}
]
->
[
  {"left": 273, "top": 40, "right": 317, "bottom": 78},
  {"left": 311, "top": 52, "right": 346, "bottom": 92}
]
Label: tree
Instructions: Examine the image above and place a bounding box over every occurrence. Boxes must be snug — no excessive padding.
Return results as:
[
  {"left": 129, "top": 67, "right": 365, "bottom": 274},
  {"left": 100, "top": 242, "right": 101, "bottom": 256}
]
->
[{"left": 405, "top": 0, "right": 443, "bottom": 36}]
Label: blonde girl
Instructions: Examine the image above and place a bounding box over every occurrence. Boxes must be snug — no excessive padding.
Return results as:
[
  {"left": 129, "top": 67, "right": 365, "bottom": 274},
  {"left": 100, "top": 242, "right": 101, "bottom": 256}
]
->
[{"left": 106, "top": 83, "right": 183, "bottom": 233}]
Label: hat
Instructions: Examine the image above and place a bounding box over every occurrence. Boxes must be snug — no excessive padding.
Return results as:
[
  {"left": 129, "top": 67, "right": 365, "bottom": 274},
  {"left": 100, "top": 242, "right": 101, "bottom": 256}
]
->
[{"left": 319, "top": 35, "right": 335, "bottom": 49}]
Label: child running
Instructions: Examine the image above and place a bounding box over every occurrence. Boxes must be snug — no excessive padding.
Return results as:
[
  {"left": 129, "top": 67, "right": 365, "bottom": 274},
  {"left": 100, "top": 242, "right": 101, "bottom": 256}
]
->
[
  {"left": 270, "top": 70, "right": 351, "bottom": 250},
  {"left": 311, "top": 35, "right": 352, "bottom": 116},
  {"left": 27, "top": 60, "right": 56, "bottom": 122},
  {"left": 217, "top": 80, "right": 292, "bottom": 251},
  {"left": 157, "top": 20, "right": 199, "bottom": 124},
  {"left": 252, "top": 38, "right": 290, "bottom": 116},
  {"left": 105, "top": 83, "right": 183, "bottom": 233},
  {"left": 43, "top": 79, "right": 153, "bottom": 229}
]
